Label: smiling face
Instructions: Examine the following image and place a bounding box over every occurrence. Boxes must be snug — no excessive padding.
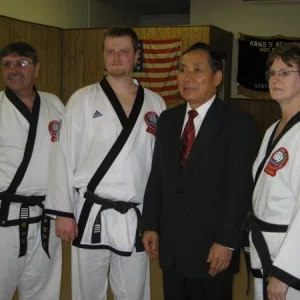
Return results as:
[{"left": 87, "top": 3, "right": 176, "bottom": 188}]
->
[
  {"left": 104, "top": 36, "right": 138, "bottom": 78},
  {"left": 1, "top": 53, "right": 39, "bottom": 95},
  {"left": 177, "top": 49, "right": 222, "bottom": 109},
  {"left": 268, "top": 57, "right": 300, "bottom": 105}
]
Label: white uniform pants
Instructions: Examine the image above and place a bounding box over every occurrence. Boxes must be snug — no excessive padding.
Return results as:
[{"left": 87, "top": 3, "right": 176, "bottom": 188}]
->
[
  {"left": 72, "top": 246, "right": 150, "bottom": 300},
  {"left": 254, "top": 278, "right": 300, "bottom": 300},
  {"left": 0, "top": 220, "right": 62, "bottom": 300}
]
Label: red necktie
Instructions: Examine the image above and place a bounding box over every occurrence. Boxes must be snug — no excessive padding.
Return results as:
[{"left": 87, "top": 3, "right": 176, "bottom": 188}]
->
[{"left": 180, "top": 110, "right": 199, "bottom": 168}]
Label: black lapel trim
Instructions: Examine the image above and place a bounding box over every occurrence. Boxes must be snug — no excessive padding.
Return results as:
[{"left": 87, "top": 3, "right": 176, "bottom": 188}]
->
[
  {"left": 255, "top": 112, "right": 300, "bottom": 184},
  {"left": 6, "top": 92, "right": 41, "bottom": 193},
  {"left": 0, "top": 91, "right": 41, "bottom": 223},
  {"left": 87, "top": 78, "right": 144, "bottom": 193},
  {"left": 100, "top": 77, "right": 127, "bottom": 127},
  {"left": 5, "top": 87, "right": 37, "bottom": 123}
]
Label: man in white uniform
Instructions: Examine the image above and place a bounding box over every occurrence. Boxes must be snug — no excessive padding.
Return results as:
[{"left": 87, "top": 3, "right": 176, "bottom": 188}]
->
[
  {"left": 0, "top": 42, "right": 63, "bottom": 300},
  {"left": 45, "top": 27, "right": 166, "bottom": 300},
  {"left": 249, "top": 43, "right": 300, "bottom": 300}
]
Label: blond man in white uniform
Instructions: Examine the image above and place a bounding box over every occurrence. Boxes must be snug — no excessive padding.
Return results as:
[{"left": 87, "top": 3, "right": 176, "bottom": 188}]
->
[{"left": 45, "top": 27, "right": 166, "bottom": 300}]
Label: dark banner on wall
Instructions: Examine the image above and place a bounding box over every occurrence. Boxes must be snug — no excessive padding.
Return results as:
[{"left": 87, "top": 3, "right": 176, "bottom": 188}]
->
[{"left": 237, "top": 33, "right": 300, "bottom": 99}]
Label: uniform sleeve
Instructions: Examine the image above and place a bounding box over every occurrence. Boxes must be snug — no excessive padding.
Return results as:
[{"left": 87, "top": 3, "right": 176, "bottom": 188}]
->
[
  {"left": 142, "top": 112, "right": 165, "bottom": 232},
  {"left": 271, "top": 141, "right": 300, "bottom": 290},
  {"left": 45, "top": 94, "right": 84, "bottom": 219},
  {"left": 215, "top": 113, "right": 260, "bottom": 249}
]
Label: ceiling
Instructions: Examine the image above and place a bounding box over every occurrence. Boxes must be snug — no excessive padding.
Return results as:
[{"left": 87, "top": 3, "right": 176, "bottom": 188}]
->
[{"left": 99, "top": 0, "right": 190, "bottom": 15}]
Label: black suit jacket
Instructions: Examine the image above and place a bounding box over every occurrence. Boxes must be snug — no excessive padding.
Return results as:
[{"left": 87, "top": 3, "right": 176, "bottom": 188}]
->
[{"left": 142, "top": 98, "right": 259, "bottom": 278}]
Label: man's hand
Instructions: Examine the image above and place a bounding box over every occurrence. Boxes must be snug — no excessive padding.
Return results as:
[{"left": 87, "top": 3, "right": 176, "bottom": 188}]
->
[
  {"left": 207, "top": 243, "right": 233, "bottom": 276},
  {"left": 142, "top": 231, "right": 159, "bottom": 260},
  {"left": 55, "top": 216, "right": 78, "bottom": 242},
  {"left": 267, "top": 276, "right": 288, "bottom": 300}
]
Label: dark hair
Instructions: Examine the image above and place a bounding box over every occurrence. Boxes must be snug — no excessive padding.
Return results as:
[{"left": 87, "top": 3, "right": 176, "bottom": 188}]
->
[
  {"left": 181, "top": 42, "right": 223, "bottom": 73},
  {"left": 104, "top": 27, "right": 139, "bottom": 52},
  {"left": 266, "top": 42, "right": 300, "bottom": 71},
  {"left": 0, "top": 42, "right": 38, "bottom": 64}
]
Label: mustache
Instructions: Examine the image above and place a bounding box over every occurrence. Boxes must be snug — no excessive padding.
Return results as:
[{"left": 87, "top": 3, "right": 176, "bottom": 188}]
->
[{"left": 8, "top": 73, "right": 24, "bottom": 80}]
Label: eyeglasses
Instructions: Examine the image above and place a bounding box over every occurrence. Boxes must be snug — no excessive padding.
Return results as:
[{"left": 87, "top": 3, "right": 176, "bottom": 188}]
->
[
  {"left": 265, "top": 69, "right": 300, "bottom": 81},
  {"left": 0, "top": 60, "right": 35, "bottom": 69}
]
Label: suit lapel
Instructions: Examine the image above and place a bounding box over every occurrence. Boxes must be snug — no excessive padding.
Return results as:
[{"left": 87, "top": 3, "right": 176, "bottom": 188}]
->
[
  {"left": 186, "top": 98, "right": 224, "bottom": 168},
  {"left": 166, "top": 103, "right": 186, "bottom": 177}
]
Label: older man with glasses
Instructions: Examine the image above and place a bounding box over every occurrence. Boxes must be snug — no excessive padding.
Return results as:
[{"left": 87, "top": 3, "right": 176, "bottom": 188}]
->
[
  {"left": 248, "top": 43, "right": 300, "bottom": 300},
  {"left": 0, "top": 42, "right": 63, "bottom": 300}
]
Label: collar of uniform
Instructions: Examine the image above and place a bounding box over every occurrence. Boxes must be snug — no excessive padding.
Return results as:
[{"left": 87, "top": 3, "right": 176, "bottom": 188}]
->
[{"left": 5, "top": 86, "right": 39, "bottom": 123}]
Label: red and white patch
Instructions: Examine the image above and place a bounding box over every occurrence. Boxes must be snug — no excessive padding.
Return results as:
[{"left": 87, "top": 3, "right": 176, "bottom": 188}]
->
[
  {"left": 48, "top": 120, "right": 61, "bottom": 142},
  {"left": 264, "top": 147, "right": 289, "bottom": 177},
  {"left": 144, "top": 111, "right": 158, "bottom": 135}
]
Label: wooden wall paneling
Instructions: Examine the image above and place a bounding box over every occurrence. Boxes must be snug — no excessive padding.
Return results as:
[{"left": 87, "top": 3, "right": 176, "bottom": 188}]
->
[
  {"left": 60, "top": 243, "right": 72, "bottom": 300},
  {"left": 62, "top": 29, "right": 107, "bottom": 102},
  {"left": 248, "top": 100, "right": 264, "bottom": 138},
  {"left": 231, "top": 98, "right": 281, "bottom": 140},
  {"left": 230, "top": 99, "right": 239, "bottom": 109},
  {"left": 96, "top": 29, "right": 105, "bottom": 82},
  {"left": 31, "top": 24, "right": 49, "bottom": 92},
  {"left": 188, "top": 26, "right": 210, "bottom": 46},
  {"left": 235, "top": 98, "right": 250, "bottom": 114},
  {"left": 74, "top": 30, "right": 84, "bottom": 94},
  {"left": 10, "top": 20, "right": 32, "bottom": 43},
  {"left": 68, "top": 30, "right": 78, "bottom": 102},
  {"left": 209, "top": 26, "right": 233, "bottom": 102},
  {"left": 270, "top": 101, "right": 281, "bottom": 122},
  {"left": 262, "top": 100, "right": 280, "bottom": 135},
  {"left": 83, "top": 29, "right": 99, "bottom": 86},
  {"left": 62, "top": 30, "right": 72, "bottom": 103},
  {"left": 46, "top": 27, "right": 62, "bottom": 98},
  {"left": 0, "top": 17, "right": 15, "bottom": 90}
]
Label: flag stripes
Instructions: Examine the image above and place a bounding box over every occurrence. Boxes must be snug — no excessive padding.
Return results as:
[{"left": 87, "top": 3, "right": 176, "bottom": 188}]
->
[{"left": 134, "top": 39, "right": 181, "bottom": 102}]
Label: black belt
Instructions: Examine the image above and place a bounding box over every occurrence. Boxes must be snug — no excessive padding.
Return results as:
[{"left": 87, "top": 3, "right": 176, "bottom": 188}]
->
[
  {"left": 0, "top": 191, "right": 51, "bottom": 258},
  {"left": 84, "top": 190, "right": 144, "bottom": 251},
  {"left": 252, "top": 268, "right": 263, "bottom": 278},
  {"left": 243, "top": 212, "right": 288, "bottom": 300}
]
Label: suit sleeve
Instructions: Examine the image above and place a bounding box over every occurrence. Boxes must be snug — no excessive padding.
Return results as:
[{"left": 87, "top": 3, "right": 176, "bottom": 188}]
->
[
  {"left": 142, "top": 113, "right": 165, "bottom": 232},
  {"left": 215, "top": 113, "right": 260, "bottom": 249},
  {"left": 45, "top": 94, "right": 85, "bottom": 219},
  {"left": 271, "top": 141, "right": 300, "bottom": 290}
]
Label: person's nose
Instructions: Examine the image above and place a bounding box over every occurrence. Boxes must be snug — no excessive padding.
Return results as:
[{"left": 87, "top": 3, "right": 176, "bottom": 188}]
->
[
  {"left": 184, "top": 70, "right": 195, "bottom": 82},
  {"left": 113, "top": 52, "right": 121, "bottom": 62}
]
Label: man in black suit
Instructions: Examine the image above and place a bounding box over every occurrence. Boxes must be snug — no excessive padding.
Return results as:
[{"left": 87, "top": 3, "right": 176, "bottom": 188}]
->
[{"left": 142, "top": 42, "right": 259, "bottom": 300}]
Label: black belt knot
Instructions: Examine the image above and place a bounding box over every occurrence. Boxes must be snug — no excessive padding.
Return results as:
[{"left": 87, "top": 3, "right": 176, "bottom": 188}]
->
[{"left": 81, "top": 190, "right": 144, "bottom": 251}]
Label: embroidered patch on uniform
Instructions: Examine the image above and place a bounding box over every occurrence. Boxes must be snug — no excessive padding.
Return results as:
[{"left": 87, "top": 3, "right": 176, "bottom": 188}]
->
[
  {"left": 48, "top": 120, "right": 61, "bottom": 142},
  {"left": 144, "top": 111, "right": 158, "bottom": 135},
  {"left": 264, "top": 147, "right": 289, "bottom": 177},
  {"left": 93, "top": 110, "right": 102, "bottom": 118}
]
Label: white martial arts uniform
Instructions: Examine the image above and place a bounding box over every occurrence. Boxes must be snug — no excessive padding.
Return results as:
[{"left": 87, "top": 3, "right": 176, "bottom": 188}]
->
[
  {"left": 0, "top": 88, "right": 63, "bottom": 300},
  {"left": 45, "top": 78, "right": 166, "bottom": 300},
  {"left": 250, "top": 117, "right": 300, "bottom": 300}
]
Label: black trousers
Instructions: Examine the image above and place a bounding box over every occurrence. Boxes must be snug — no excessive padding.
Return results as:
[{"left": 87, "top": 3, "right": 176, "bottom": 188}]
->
[{"left": 162, "top": 270, "right": 233, "bottom": 300}]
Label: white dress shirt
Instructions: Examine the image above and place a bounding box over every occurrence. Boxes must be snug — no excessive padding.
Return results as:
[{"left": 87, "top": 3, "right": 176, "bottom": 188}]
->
[{"left": 181, "top": 95, "right": 215, "bottom": 136}]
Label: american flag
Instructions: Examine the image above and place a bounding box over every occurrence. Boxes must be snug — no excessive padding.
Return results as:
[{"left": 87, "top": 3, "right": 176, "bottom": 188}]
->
[{"left": 134, "top": 39, "right": 181, "bottom": 102}]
